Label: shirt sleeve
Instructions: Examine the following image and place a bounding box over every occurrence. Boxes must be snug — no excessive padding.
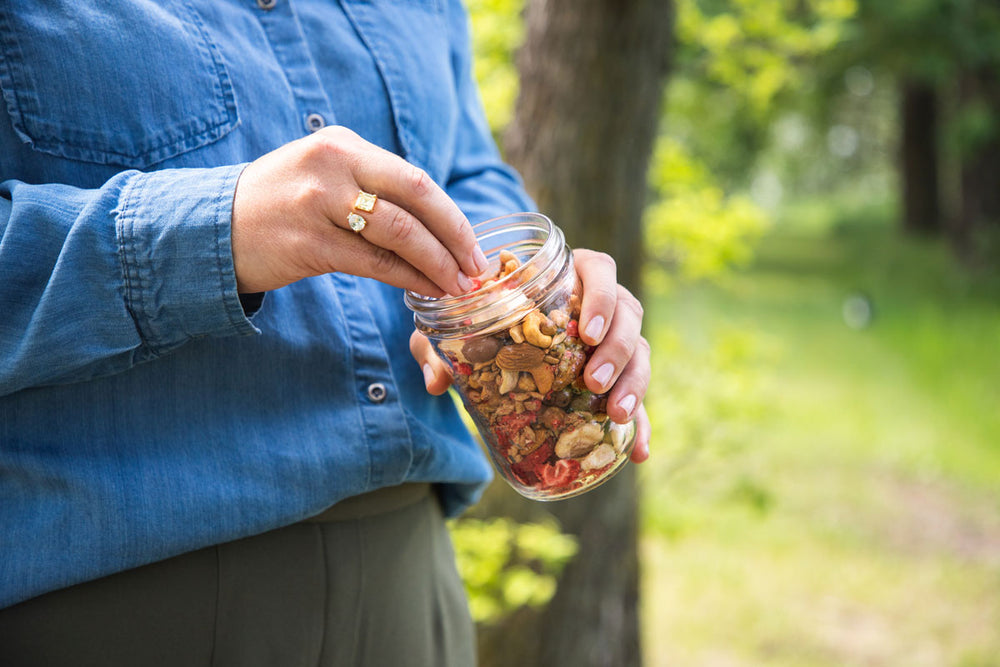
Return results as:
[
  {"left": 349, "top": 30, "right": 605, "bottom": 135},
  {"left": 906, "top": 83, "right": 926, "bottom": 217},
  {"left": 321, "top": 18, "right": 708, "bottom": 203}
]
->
[
  {"left": 443, "top": 0, "right": 537, "bottom": 223},
  {"left": 0, "top": 164, "right": 258, "bottom": 397}
]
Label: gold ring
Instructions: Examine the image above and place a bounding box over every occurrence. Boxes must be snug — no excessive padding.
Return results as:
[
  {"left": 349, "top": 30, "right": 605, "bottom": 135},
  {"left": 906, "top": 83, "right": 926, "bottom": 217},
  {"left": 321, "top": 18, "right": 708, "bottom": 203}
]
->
[
  {"left": 347, "top": 212, "right": 367, "bottom": 233},
  {"left": 353, "top": 190, "right": 378, "bottom": 213}
]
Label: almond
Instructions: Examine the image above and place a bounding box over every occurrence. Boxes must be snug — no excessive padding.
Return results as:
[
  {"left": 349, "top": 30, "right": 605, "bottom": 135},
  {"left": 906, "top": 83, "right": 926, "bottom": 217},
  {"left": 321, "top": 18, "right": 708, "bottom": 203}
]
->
[{"left": 495, "top": 343, "right": 546, "bottom": 371}]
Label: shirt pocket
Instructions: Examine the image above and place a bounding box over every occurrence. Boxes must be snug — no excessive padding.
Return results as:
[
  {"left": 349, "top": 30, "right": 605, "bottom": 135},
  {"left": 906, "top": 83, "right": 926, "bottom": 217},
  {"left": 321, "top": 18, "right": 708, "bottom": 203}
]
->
[
  {"left": 0, "top": 1, "right": 238, "bottom": 170},
  {"left": 341, "top": 0, "right": 456, "bottom": 179}
]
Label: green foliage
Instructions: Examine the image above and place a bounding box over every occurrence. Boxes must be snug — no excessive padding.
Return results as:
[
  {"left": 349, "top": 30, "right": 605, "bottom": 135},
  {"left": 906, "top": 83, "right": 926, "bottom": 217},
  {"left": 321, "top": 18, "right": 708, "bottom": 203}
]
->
[
  {"left": 644, "top": 137, "right": 769, "bottom": 291},
  {"left": 466, "top": 0, "right": 525, "bottom": 135},
  {"left": 642, "top": 205, "right": 1000, "bottom": 665},
  {"left": 847, "top": 0, "right": 1000, "bottom": 83},
  {"left": 665, "top": 0, "right": 859, "bottom": 187},
  {"left": 677, "top": 0, "right": 857, "bottom": 116},
  {"left": 448, "top": 517, "right": 578, "bottom": 624}
]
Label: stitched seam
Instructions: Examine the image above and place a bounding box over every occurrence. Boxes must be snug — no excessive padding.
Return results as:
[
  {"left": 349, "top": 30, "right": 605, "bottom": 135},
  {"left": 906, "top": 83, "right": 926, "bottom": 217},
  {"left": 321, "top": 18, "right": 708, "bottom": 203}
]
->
[
  {"left": 116, "top": 175, "right": 148, "bottom": 349},
  {"left": 213, "top": 170, "right": 242, "bottom": 332},
  {"left": 0, "top": 6, "right": 238, "bottom": 167},
  {"left": 0, "top": 9, "right": 31, "bottom": 143}
]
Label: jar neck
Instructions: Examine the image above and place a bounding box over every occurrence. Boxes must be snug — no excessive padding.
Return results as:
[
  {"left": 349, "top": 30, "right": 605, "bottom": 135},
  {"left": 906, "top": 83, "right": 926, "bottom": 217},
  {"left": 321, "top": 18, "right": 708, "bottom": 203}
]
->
[{"left": 405, "top": 213, "right": 573, "bottom": 340}]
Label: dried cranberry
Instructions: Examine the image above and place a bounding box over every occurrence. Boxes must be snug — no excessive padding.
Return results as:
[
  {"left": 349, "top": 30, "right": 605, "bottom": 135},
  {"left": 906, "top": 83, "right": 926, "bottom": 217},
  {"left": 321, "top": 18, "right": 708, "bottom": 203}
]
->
[{"left": 539, "top": 459, "right": 580, "bottom": 490}]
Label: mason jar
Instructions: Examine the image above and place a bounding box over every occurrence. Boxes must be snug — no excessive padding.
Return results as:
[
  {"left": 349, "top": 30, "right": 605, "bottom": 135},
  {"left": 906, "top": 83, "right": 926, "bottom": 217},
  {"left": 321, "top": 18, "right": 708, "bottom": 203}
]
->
[{"left": 405, "top": 212, "right": 635, "bottom": 500}]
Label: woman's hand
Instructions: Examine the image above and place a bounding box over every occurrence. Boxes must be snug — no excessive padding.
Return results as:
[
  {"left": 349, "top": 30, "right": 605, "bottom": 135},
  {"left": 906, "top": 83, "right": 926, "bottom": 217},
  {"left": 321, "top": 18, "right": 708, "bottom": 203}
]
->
[
  {"left": 231, "top": 126, "right": 489, "bottom": 297},
  {"left": 410, "top": 248, "right": 651, "bottom": 462}
]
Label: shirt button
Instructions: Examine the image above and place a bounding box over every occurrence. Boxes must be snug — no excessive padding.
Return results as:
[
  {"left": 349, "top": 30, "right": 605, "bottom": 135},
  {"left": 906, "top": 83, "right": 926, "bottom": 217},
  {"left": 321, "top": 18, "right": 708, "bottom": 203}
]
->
[
  {"left": 257, "top": 0, "right": 277, "bottom": 10},
  {"left": 367, "top": 382, "right": 388, "bottom": 403},
  {"left": 305, "top": 113, "right": 326, "bottom": 133}
]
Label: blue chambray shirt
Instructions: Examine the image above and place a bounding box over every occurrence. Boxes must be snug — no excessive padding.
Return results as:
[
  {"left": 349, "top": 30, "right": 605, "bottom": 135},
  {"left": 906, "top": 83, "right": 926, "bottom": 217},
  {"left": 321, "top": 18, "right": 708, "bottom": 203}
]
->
[{"left": 0, "top": 0, "right": 534, "bottom": 608}]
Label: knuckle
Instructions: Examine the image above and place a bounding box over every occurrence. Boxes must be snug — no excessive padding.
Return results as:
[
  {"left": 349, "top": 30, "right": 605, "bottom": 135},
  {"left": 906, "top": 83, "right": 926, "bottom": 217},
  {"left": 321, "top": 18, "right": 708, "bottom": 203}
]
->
[
  {"left": 319, "top": 124, "right": 357, "bottom": 145},
  {"left": 387, "top": 208, "right": 416, "bottom": 243},
  {"left": 407, "top": 165, "right": 432, "bottom": 198},
  {"left": 292, "top": 177, "right": 326, "bottom": 212},
  {"left": 600, "top": 332, "right": 635, "bottom": 362},
  {"left": 370, "top": 245, "right": 401, "bottom": 276},
  {"left": 621, "top": 290, "right": 644, "bottom": 320},
  {"left": 579, "top": 249, "right": 616, "bottom": 273},
  {"left": 637, "top": 335, "right": 651, "bottom": 356},
  {"left": 596, "top": 252, "right": 617, "bottom": 273},
  {"left": 592, "top": 283, "right": 618, "bottom": 305}
]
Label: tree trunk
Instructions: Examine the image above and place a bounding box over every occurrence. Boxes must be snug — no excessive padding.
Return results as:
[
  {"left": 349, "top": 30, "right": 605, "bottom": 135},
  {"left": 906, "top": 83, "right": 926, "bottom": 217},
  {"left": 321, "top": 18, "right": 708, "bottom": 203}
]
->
[
  {"left": 474, "top": 2, "right": 673, "bottom": 666},
  {"left": 952, "top": 67, "right": 1000, "bottom": 263},
  {"left": 900, "top": 80, "right": 942, "bottom": 235}
]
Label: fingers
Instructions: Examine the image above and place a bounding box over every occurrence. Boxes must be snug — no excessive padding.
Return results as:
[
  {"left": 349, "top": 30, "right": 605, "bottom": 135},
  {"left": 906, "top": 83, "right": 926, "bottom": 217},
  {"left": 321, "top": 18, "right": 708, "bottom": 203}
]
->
[
  {"left": 327, "top": 128, "right": 489, "bottom": 282},
  {"left": 315, "top": 227, "right": 445, "bottom": 297},
  {"left": 584, "top": 283, "right": 645, "bottom": 396},
  {"left": 603, "top": 331, "right": 650, "bottom": 424},
  {"left": 409, "top": 331, "right": 453, "bottom": 395},
  {"left": 341, "top": 197, "right": 475, "bottom": 297},
  {"left": 573, "top": 249, "right": 619, "bottom": 345},
  {"left": 572, "top": 246, "right": 649, "bottom": 437},
  {"left": 630, "top": 403, "right": 650, "bottom": 463}
]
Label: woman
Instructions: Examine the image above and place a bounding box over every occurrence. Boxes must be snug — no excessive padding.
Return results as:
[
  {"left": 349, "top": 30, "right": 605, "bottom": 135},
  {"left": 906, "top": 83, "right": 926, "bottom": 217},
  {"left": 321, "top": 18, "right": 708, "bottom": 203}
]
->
[{"left": 0, "top": 1, "right": 650, "bottom": 664}]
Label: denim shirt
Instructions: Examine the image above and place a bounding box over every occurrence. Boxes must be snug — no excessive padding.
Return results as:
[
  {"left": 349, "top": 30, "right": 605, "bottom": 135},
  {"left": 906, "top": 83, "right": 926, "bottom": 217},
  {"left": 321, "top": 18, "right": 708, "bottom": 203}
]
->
[{"left": 0, "top": 0, "right": 533, "bottom": 608}]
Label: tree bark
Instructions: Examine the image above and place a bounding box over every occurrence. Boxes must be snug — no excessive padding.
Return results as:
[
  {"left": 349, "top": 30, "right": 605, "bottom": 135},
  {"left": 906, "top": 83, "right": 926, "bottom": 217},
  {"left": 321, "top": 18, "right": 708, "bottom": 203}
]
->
[
  {"left": 952, "top": 67, "right": 1000, "bottom": 263},
  {"left": 900, "top": 80, "right": 942, "bottom": 235},
  {"left": 474, "top": 2, "right": 673, "bottom": 666}
]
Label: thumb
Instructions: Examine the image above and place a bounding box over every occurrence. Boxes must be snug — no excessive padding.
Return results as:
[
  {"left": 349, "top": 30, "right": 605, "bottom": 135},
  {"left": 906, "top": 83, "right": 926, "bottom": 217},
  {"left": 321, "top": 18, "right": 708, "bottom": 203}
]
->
[{"left": 409, "top": 331, "right": 453, "bottom": 395}]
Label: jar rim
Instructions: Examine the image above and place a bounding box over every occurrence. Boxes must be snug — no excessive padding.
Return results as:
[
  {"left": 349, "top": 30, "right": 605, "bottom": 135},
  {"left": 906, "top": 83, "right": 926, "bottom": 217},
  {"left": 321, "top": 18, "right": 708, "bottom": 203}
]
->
[{"left": 404, "top": 212, "right": 568, "bottom": 338}]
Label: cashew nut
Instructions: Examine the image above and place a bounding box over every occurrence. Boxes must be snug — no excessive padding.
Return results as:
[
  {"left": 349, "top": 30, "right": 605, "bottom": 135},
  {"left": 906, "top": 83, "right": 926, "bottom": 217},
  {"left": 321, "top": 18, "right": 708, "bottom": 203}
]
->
[
  {"left": 581, "top": 443, "right": 616, "bottom": 470},
  {"left": 554, "top": 421, "right": 604, "bottom": 458},
  {"left": 607, "top": 421, "right": 634, "bottom": 453},
  {"left": 522, "top": 310, "right": 553, "bottom": 348},
  {"left": 498, "top": 369, "right": 519, "bottom": 394}
]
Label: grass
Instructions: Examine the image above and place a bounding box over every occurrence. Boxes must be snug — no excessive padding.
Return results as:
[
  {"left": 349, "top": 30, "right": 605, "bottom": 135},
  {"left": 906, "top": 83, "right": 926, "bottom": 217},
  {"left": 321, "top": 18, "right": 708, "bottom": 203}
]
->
[{"left": 639, "top": 203, "right": 1000, "bottom": 666}]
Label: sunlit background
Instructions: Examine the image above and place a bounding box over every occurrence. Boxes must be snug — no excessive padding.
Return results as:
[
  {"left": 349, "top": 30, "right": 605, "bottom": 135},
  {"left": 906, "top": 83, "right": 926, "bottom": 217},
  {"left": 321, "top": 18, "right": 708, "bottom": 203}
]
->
[{"left": 455, "top": 1, "right": 1000, "bottom": 664}]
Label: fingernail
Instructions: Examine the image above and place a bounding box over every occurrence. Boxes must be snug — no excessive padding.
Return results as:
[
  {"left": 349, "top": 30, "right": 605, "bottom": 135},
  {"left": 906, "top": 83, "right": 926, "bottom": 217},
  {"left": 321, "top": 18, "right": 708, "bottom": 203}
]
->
[
  {"left": 619, "top": 393, "right": 637, "bottom": 416},
  {"left": 457, "top": 271, "right": 474, "bottom": 293},
  {"left": 422, "top": 363, "right": 435, "bottom": 387},
  {"left": 584, "top": 315, "right": 605, "bottom": 341},
  {"left": 592, "top": 362, "right": 614, "bottom": 388},
  {"left": 473, "top": 245, "right": 489, "bottom": 274}
]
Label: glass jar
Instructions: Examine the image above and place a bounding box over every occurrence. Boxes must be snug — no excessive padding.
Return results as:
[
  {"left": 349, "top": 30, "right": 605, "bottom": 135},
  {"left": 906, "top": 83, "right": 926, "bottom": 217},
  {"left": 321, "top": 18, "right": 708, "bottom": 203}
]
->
[{"left": 405, "top": 212, "right": 635, "bottom": 500}]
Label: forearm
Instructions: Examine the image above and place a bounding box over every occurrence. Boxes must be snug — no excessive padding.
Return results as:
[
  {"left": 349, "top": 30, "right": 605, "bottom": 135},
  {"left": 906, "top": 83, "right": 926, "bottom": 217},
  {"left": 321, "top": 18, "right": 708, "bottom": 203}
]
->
[{"left": 0, "top": 165, "right": 256, "bottom": 396}]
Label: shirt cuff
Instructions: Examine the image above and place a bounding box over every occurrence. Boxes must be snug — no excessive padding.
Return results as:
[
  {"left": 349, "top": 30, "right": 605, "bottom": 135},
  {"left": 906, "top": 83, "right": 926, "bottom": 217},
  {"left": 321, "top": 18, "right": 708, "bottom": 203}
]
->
[{"left": 116, "top": 164, "right": 259, "bottom": 356}]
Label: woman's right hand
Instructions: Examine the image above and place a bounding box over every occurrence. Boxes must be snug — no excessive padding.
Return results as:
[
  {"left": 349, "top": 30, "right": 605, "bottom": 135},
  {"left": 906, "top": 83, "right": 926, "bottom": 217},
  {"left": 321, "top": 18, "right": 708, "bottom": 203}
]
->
[{"left": 231, "top": 126, "right": 489, "bottom": 297}]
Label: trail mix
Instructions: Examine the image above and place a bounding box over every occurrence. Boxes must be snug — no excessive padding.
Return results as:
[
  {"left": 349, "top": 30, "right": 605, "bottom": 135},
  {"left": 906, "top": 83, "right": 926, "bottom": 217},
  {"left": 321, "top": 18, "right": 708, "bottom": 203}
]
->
[{"left": 436, "top": 251, "right": 633, "bottom": 498}]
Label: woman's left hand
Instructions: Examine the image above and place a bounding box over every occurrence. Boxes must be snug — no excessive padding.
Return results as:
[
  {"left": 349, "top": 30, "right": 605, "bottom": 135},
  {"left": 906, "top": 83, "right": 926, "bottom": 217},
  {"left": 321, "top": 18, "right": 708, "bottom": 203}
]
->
[{"left": 410, "top": 248, "right": 651, "bottom": 462}]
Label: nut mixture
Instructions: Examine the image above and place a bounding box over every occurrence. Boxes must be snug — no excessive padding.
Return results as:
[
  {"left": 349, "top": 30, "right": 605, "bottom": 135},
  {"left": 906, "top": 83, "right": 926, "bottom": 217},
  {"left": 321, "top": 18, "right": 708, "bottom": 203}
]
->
[{"left": 435, "top": 251, "right": 633, "bottom": 497}]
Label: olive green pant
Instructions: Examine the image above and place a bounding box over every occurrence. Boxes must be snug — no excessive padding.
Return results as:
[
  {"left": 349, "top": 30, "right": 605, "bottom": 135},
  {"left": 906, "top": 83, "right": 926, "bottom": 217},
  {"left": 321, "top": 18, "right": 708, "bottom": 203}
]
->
[{"left": 0, "top": 485, "right": 475, "bottom": 667}]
